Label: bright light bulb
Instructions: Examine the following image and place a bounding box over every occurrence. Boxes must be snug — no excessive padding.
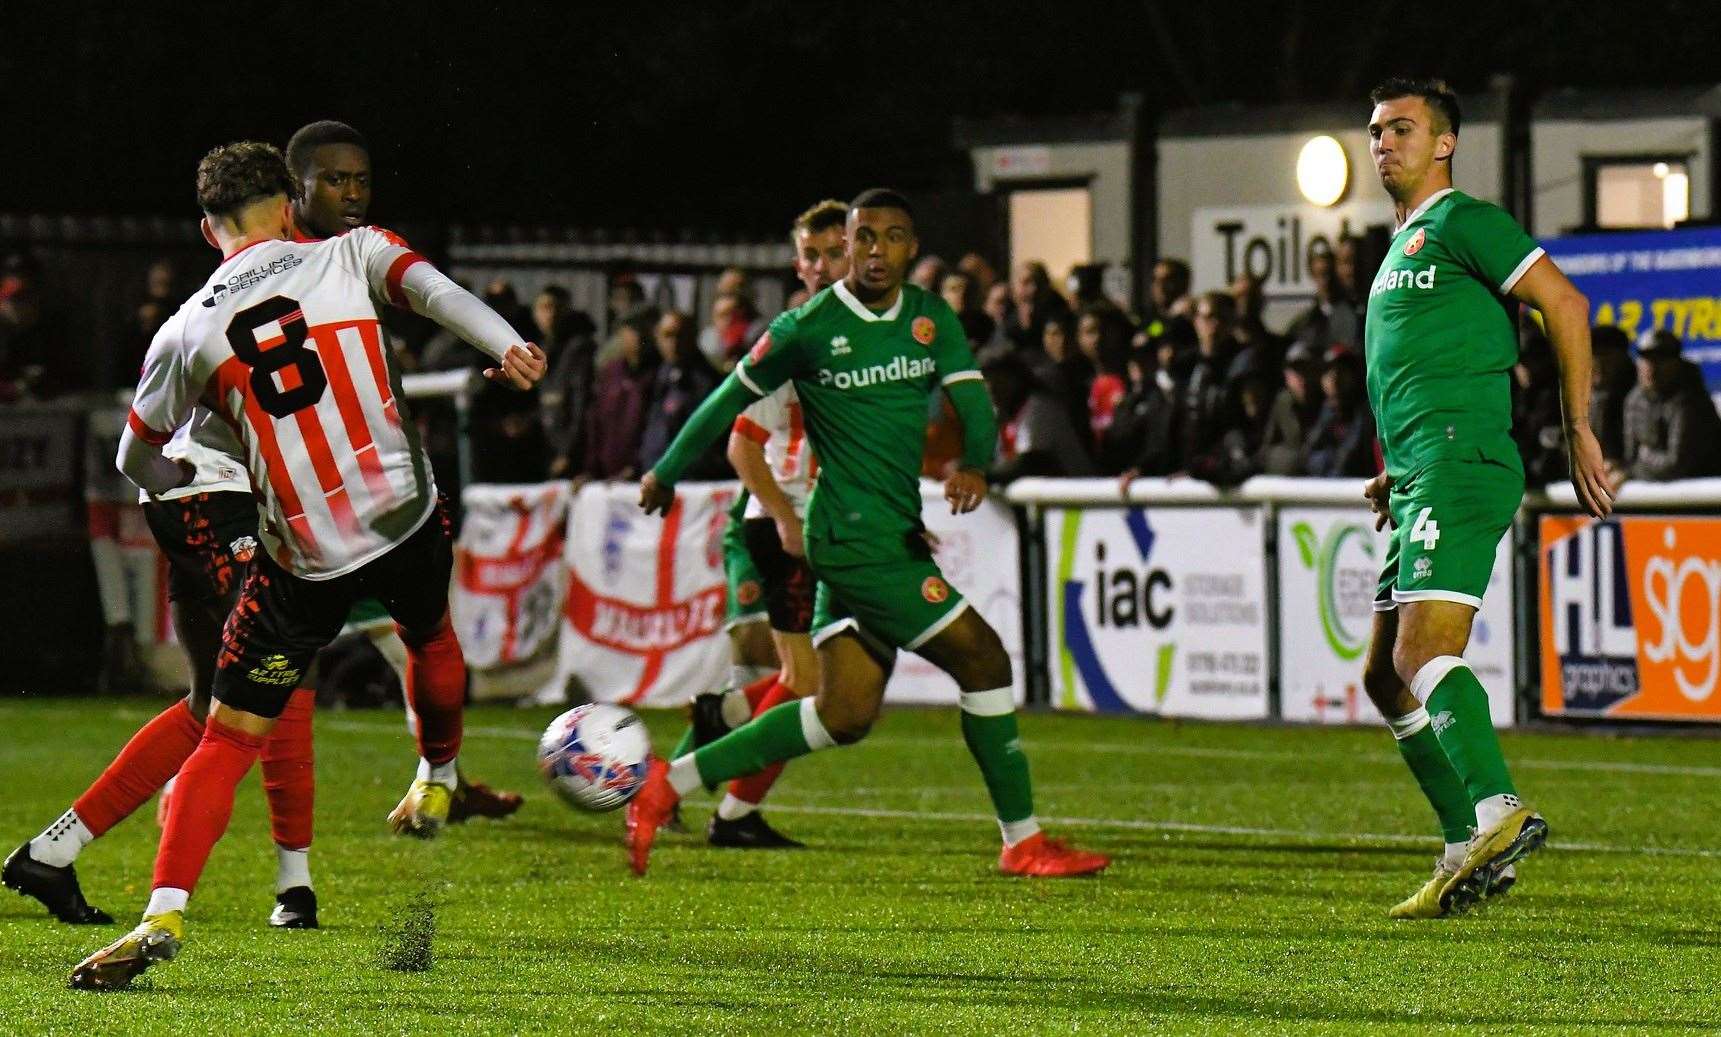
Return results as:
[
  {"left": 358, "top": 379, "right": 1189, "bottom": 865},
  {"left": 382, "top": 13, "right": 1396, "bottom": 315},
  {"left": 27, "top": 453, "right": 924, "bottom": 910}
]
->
[
  {"left": 1297, "top": 136, "right": 1348, "bottom": 207},
  {"left": 1653, "top": 162, "right": 1670, "bottom": 179}
]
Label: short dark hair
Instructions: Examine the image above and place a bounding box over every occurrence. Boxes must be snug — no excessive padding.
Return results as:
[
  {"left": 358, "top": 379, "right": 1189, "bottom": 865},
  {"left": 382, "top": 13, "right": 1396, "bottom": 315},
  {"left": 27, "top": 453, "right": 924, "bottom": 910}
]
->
[
  {"left": 850, "top": 187, "right": 914, "bottom": 222},
  {"left": 286, "top": 120, "right": 369, "bottom": 179},
  {"left": 196, "top": 142, "right": 295, "bottom": 217},
  {"left": 1370, "top": 77, "right": 1462, "bottom": 139},
  {"left": 792, "top": 199, "right": 848, "bottom": 242}
]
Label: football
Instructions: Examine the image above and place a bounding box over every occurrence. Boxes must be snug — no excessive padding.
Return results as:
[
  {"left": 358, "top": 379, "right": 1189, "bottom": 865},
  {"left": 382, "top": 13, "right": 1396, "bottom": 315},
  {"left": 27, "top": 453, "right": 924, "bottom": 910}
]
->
[{"left": 536, "top": 703, "right": 652, "bottom": 812}]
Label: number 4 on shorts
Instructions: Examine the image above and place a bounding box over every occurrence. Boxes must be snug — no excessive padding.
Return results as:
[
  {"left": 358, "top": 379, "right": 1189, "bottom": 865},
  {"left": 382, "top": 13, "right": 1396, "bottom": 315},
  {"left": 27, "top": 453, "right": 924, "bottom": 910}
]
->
[{"left": 1409, "top": 507, "right": 1440, "bottom": 549}]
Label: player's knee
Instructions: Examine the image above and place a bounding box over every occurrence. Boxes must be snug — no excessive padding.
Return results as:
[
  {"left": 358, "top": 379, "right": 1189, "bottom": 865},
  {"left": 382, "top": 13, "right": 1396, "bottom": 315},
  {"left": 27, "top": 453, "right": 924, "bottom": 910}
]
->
[
  {"left": 949, "top": 621, "right": 1010, "bottom": 692},
  {"left": 1361, "top": 654, "right": 1403, "bottom": 711},
  {"left": 818, "top": 701, "right": 875, "bottom": 745}
]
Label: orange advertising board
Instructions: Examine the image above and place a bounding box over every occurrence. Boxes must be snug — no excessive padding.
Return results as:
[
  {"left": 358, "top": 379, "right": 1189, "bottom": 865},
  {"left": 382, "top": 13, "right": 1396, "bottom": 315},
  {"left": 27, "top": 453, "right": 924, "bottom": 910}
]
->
[{"left": 1539, "top": 515, "right": 1721, "bottom": 721}]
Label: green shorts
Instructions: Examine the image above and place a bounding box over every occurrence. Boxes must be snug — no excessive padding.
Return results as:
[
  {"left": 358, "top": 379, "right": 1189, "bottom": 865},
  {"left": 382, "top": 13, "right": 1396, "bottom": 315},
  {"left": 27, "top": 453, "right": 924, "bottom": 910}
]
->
[
  {"left": 1375, "top": 459, "right": 1521, "bottom": 612},
  {"left": 339, "top": 597, "right": 393, "bottom": 635},
  {"left": 808, "top": 530, "right": 968, "bottom": 656},
  {"left": 723, "top": 512, "right": 767, "bottom": 630}
]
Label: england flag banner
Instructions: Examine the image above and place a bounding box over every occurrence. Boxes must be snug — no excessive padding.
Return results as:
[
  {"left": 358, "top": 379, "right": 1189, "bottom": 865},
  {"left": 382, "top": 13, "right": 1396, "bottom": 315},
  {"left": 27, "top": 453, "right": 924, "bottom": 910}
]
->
[
  {"left": 453, "top": 481, "right": 571, "bottom": 669},
  {"left": 554, "top": 481, "right": 736, "bottom": 706}
]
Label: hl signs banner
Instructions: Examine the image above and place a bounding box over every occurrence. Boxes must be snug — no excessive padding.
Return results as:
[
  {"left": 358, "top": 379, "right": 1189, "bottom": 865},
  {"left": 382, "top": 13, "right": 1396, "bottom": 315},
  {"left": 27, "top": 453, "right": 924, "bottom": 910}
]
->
[{"left": 1539, "top": 515, "right": 1721, "bottom": 722}]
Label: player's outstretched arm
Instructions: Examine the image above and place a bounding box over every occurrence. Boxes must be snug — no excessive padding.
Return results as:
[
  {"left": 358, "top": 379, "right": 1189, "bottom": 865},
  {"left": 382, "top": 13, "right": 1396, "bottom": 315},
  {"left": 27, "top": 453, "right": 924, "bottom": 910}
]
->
[
  {"left": 387, "top": 259, "right": 545, "bottom": 389},
  {"left": 1511, "top": 257, "right": 1613, "bottom": 518},
  {"left": 640, "top": 375, "right": 761, "bottom": 515}
]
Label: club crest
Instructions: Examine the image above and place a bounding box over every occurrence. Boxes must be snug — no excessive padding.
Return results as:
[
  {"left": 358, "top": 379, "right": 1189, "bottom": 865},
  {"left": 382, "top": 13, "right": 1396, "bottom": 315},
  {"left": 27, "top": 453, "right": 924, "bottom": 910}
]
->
[{"left": 1403, "top": 228, "right": 1426, "bottom": 257}]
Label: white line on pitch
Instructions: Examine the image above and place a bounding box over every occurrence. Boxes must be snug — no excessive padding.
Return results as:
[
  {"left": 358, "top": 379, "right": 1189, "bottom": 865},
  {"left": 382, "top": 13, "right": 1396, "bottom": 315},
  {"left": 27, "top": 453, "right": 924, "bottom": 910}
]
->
[
  {"left": 316, "top": 718, "right": 1721, "bottom": 780},
  {"left": 754, "top": 803, "right": 1721, "bottom": 860}
]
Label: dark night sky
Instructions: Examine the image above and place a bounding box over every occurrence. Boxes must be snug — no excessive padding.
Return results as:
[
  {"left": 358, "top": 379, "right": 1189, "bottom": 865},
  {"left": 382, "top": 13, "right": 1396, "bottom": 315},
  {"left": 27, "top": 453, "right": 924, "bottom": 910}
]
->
[{"left": 7, "top": 0, "right": 1721, "bottom": 235}]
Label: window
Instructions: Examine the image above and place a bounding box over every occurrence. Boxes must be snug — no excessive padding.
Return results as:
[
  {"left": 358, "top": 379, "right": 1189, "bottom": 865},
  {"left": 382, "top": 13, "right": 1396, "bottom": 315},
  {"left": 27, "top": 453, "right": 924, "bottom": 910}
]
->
[{"left": 1585, "top": 155, "right": 1691, "bottom": 229}]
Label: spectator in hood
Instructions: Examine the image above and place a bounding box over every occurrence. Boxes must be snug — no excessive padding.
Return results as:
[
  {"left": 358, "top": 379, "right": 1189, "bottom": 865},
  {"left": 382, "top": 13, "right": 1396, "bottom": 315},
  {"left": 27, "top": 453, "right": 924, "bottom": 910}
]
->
[
  {"left": 638, "top": 309, "right": 727, "bottom": 478},
  {"left": 583, "top": 320, "right": 659, "bottom": 479},
  {"left": 1259, "top": 341, "right": 1325, "bottom": 475},
  {"left": 1617, "top": 329, "right": 1721, "bottom": 484},
  {"left": 1304, "top": 346, "right": 1377, "bottom": 478}
]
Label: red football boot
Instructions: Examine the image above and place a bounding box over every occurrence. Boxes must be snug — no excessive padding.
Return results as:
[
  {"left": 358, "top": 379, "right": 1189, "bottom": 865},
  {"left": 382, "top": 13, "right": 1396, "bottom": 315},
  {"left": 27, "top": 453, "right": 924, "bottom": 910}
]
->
[
  {"left": 448, "top": 774, "right": 524, "bottom": 823},
  {"left": 624, "top": 758, "right": 679, "bottom": 876},
  {"left": 998, "top": 833, "right": 1110, "bottom": 877}
]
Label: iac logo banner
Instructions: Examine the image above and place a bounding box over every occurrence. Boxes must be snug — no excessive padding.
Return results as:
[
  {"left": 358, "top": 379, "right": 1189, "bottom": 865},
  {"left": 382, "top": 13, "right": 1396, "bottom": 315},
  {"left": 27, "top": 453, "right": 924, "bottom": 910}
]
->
[
  {"left": 1540, "top": 515, "right": 1721, "bottom": 721},
  {"left": 1047, "top": 507, "right": 1268, "bottom": 719}
]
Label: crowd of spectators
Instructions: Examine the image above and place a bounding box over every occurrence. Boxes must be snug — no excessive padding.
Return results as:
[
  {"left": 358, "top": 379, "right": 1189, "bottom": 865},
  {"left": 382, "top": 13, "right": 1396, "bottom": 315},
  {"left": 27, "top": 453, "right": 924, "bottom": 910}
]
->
[{"left": 8, "top": 240, "right": 1721, "bottom": 494}]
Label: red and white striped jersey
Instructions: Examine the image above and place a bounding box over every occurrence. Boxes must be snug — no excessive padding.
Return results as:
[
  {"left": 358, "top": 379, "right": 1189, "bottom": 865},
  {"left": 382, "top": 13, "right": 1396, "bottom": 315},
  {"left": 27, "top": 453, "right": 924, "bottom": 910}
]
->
[
  {"left": 129, "top": 227, "right": 441, "bottom": 578},
  {"left": 732, "top": 382, "right": 817, "bottom": 520}
]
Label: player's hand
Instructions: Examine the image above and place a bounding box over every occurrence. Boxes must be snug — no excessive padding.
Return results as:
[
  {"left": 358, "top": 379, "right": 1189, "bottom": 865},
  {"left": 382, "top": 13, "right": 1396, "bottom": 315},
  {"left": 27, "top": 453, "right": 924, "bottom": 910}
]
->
[
  {"left": 943, "top": 466, "right": 987, "bottom": 515},
  {"left": 775, "top": 515, "right": 805, "bottom": 558},
  {"left": 1117, "top": 467, "right": 1140, "bottom": 498},
  {"left": 484, "top": 343, "right": 548, "bottom": 390},
  {"left": 1567, "top": 423, "right": 1615, "bottom": 519},
  {"left": 1363, "top": 472, "right": 1394, "bottom": 531},
  {"left": 174, "top": 458, "right": 197, "bottom": 489},
  {"left": 639, "top": 471, "right": 675, "bottom": 516}
]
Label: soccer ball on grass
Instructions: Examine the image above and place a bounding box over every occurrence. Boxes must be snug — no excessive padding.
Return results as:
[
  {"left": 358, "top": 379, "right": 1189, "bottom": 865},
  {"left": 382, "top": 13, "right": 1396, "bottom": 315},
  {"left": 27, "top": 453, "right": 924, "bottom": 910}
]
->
[{"left": 536, "top": 703, "right": 651, "bottom": 812}]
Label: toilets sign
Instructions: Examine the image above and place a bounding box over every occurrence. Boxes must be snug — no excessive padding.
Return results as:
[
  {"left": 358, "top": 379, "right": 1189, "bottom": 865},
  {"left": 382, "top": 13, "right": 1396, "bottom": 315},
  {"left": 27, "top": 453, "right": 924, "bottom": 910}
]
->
[{"left": 1191, "top": 204, "right": 1392, "bottom": 299}]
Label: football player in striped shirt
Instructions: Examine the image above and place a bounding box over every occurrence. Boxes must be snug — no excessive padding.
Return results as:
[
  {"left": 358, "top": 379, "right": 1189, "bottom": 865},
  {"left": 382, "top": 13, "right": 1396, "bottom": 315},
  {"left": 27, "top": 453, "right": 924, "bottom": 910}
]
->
[{"left": 70, "top": 141, "right": 544, "bottom": 991}]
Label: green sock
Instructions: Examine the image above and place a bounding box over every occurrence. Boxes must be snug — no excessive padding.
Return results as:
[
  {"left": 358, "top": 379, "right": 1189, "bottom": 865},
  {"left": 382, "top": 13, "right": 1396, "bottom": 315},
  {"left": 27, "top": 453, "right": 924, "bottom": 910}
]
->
[
  {"left": 960, "top": 690, "right": 1035, "bottom": 825},
  {"left": 1393, "top": 719, "right": 1475, "bottom": 844},
  {"left": 669, "top": 725, "right": 695, "bottom": 762},
  {"left": 1418, "top": 658, "right": 1517, "bottom": 804},
  {"left": 688, "top": 699, "right": 830, "bottom": 789}
]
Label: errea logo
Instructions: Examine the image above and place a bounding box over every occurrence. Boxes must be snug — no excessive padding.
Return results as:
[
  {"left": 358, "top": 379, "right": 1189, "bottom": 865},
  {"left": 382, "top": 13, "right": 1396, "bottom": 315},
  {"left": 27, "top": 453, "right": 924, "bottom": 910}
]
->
[
  {"left": 1371, "top": 263, "right": 1437, "bottom": 297},
  {"left": 830, "top": 335, "right": 851, "bottom": 356}
]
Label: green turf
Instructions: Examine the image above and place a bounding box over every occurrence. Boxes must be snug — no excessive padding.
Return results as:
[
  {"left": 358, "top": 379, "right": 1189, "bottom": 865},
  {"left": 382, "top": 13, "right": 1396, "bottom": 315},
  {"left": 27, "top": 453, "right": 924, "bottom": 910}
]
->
[{"left": 0, "top": 699, "right": 1717, "bottom": 1034}]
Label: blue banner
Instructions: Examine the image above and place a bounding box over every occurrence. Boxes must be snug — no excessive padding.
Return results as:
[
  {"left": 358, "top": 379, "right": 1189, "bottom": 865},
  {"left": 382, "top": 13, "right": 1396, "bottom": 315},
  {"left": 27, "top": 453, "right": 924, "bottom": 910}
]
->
[{"left": 1540, "top": 227, "right": 1721, "bottom": 393}]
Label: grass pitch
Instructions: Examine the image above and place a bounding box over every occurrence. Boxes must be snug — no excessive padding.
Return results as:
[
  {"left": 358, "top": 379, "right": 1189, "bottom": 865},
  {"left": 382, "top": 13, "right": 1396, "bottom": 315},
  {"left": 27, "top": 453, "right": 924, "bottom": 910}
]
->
[{"left": 0, "top": 698, "right": 1717, "bottom": 1034}]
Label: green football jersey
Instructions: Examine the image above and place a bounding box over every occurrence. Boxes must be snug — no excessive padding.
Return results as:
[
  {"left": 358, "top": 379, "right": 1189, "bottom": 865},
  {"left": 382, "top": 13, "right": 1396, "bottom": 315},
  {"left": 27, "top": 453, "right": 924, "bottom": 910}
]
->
[
  {"left": 737, "top": 280, "right": 981, "bottom": 543},
  {"left": 1364, "top": 188, "right": 1543, "bottom": 480}
]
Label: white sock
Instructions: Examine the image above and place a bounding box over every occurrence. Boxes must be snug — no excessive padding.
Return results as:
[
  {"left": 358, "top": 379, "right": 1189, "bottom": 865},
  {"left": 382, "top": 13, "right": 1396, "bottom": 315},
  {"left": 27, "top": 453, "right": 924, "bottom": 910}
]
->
[
  {"left": 719, "top": 688, "right": 753, "bottom": 729},
  {"left": 416, "top": 757, "right": 458, "bottom": 790},
  {"left": 716, "top": 794, "right": 758, "bottom": 821},
  {"left": 1475, "top": 793, "right": 1523, "bottom": 832},
  {"left": 275, "top": 847, "right": 312, "bottom": 894},
  {"left": 145, "top": 887, "right": 188, "bottom": 916},
  {"left": 1442, "top": 841, "right": 1469, "bottom": 869},
  {"left": 668, "top": 755, "right": 703, "bottom": 797},
  {"left": 730, "top": 663, "right": 773, "bottom": 690},
  {"left": 29, "top": 809, "right": 93, "bottom": 868},
  {"left": 999, "top": 816, "right": 1041, "bottom": 848}
]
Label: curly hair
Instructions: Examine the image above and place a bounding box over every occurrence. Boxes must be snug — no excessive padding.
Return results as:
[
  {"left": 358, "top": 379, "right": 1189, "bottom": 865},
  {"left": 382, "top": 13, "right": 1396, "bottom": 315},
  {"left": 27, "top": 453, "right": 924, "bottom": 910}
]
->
[{"left": 195, "top": 141, "right": 296, "bottom": 217}]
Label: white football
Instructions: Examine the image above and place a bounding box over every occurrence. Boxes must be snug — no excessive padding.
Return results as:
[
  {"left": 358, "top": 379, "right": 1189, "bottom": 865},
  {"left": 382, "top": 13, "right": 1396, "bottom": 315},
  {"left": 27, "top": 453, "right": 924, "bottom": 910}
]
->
[{"left": 536, "top": 703, "right": 652, "bottom": 812}]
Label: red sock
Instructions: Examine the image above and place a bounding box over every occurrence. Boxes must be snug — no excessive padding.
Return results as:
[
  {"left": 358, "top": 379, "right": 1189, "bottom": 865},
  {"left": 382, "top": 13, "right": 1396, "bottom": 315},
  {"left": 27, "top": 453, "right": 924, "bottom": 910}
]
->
[
  {"left": 401, "top": 613, "right": 465, "bottom": 765},
  {"left": 260, "top": 688, "right": 316, "bottom": 850},
  {"left": 152, "top": 716, "right": 265, "bottom": 894},
  {"left": 741, "top": 670, "right": 780, "bottom": 711},
  {"left": 728, "top": 678, "right": 799, "bottom": 806},
  {"left": 73, "top": 700, "right": 205, "bottom": 837}
]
